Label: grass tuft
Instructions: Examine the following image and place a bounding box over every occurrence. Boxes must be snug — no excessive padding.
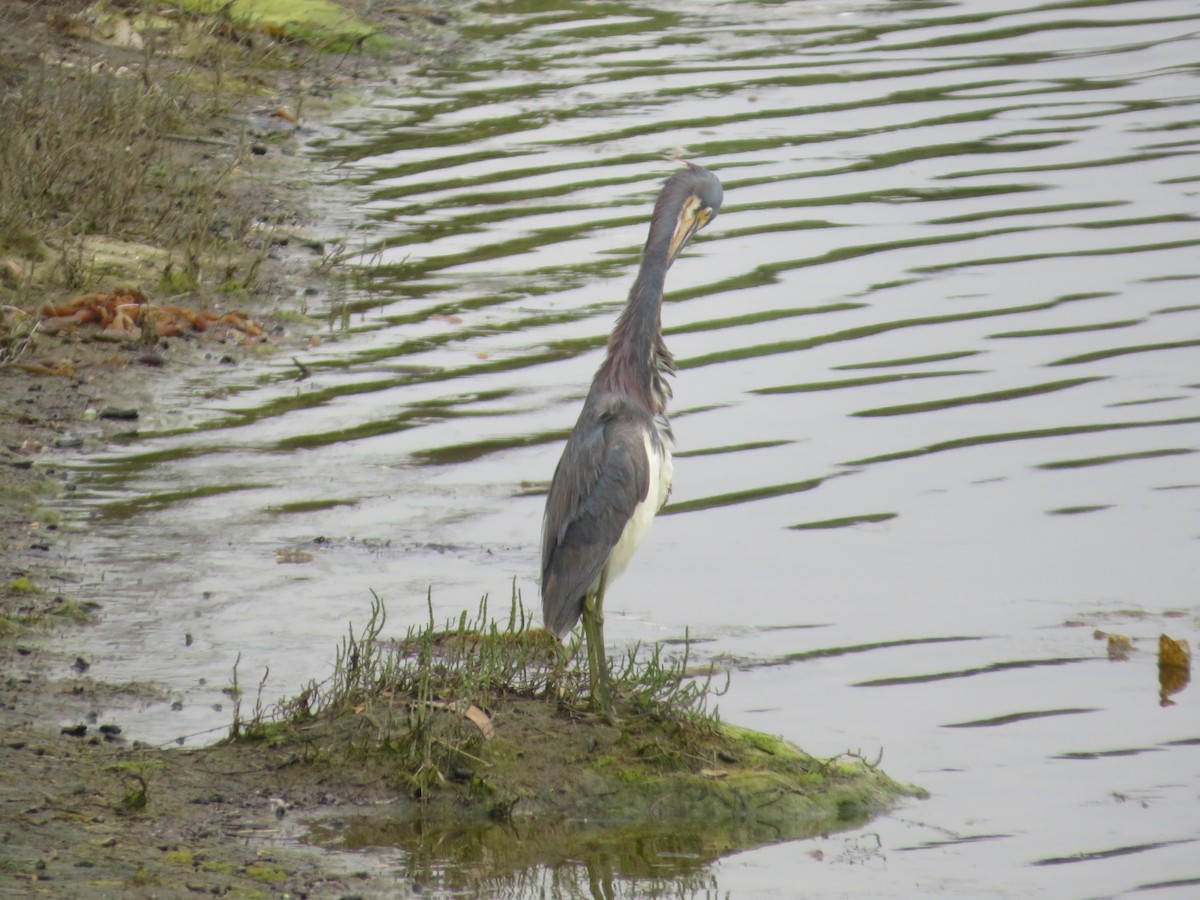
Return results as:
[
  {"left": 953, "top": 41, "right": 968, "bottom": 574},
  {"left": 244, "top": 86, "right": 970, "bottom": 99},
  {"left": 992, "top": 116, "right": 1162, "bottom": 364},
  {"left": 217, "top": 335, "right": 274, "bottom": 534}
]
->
[{"left": 235, "top": 584, "right": 725, "bottom": 797}]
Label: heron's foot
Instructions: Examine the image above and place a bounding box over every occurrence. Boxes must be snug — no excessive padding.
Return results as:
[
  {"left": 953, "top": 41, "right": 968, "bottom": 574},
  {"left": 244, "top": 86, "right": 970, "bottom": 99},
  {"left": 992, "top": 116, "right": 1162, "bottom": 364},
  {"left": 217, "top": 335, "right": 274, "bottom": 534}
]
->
[
  {"left": 593, "top": 702, "right": 622, "bottom": 725},
  {"left": 588, "top": 683, "right": 622, "bottom": 725}
]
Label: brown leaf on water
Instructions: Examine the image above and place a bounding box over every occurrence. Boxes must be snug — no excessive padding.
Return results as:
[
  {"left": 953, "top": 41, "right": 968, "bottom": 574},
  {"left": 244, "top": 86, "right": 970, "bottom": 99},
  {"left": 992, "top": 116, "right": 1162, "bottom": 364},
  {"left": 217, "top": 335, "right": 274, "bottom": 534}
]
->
[
  {"left": 1159, "top": 634, "right": 1191, "bottom": 667},
  {"left": 275, "top": 549, "right": 314, "bottom": 565},
  {"left": 1106, "top": 633, "right": 1133, "bottom": 661},
  {"left": 1158, "top": 634, "right": 1191, "bottom": 707},
  {"left": 1093, "top": 629, "right": 1134, "bottom": 660}
]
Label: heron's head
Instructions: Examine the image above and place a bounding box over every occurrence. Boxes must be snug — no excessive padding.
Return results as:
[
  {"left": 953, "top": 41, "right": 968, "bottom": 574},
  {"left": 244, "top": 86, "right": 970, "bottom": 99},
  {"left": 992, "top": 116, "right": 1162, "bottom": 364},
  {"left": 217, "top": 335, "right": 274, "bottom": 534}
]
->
[{"left": 662, "top": 164, "right": 723, "bottom": 266}]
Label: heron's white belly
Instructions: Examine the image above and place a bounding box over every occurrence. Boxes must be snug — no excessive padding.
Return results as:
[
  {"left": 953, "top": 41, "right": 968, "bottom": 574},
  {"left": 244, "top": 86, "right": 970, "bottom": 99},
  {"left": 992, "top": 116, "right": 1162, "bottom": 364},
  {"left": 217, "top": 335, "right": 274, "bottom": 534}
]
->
[{"left": 597, "top": 433, "right": 673, "bottom": 590}]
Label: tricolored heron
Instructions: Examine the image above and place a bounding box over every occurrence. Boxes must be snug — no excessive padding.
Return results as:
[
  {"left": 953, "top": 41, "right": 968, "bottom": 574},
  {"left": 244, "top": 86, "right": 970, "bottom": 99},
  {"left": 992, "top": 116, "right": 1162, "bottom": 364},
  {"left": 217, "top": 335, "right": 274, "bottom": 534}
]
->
[{"left": 540, "top": 163, "right": 723, "bottom": 717}]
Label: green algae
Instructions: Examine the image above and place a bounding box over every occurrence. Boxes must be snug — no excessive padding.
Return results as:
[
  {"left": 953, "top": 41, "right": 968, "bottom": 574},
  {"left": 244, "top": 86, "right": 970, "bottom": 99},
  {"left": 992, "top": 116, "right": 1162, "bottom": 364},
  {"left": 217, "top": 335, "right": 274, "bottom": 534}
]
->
[{"left": 171, "top": 0, "right": 381, "bottom": 50}]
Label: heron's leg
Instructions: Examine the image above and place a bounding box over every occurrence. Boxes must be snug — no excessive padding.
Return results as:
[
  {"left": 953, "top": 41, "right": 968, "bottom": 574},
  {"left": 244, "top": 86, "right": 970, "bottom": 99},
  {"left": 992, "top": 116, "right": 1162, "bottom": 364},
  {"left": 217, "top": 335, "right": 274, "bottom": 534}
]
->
[
  {"left": 582, "top": 567, "right": 617, "bottom": 720},
  {"left": 547, "top": 633, "right": 574, "bottom": 703}
]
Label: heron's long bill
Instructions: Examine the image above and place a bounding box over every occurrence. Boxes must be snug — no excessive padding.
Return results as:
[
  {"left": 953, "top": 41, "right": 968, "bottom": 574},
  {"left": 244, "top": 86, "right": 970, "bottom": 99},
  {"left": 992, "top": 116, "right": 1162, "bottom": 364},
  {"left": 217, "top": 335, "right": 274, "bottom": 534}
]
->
[{"left": 667, "top": 201, "right": 714, "bottom": 266}]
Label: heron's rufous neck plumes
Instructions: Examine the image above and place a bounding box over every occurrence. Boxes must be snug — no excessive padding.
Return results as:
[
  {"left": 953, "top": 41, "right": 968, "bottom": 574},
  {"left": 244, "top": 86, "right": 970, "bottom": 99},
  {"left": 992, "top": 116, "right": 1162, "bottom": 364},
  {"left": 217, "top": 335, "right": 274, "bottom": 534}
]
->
[{"left": 597, "top": 179, "right": 695, "bottom": 416}]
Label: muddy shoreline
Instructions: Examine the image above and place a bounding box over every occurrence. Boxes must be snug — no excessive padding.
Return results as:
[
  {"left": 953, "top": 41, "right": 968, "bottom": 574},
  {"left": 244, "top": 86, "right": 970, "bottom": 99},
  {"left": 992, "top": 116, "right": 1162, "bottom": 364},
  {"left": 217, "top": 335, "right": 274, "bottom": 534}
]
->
[{"left": 0, "top": 3, "right": 475, "bottom": 895}]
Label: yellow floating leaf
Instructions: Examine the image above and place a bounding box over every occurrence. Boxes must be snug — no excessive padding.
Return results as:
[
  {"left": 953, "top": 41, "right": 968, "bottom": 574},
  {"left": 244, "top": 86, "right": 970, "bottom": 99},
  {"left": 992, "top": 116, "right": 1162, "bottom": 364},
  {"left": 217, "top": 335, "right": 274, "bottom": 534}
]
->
[
  {"left": 1158, "top": 634, "right": 1191, "bottom": 707},
  {"left": 1106, "top": 633, "right": 1133, "bottom": 661},
  {"left": 275, "top": 549, "right": 314, "bottom": 564},
  {"left": 1159, "top": 634, "right": 1191, "bottom": 668}
]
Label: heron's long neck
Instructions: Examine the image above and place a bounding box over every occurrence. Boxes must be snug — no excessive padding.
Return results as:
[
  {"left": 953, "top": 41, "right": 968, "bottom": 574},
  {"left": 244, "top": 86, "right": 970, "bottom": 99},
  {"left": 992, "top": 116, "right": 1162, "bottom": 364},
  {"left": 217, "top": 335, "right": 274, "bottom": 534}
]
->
[{"left": 598, "top": 216, "right": 677, "bottom": 415}]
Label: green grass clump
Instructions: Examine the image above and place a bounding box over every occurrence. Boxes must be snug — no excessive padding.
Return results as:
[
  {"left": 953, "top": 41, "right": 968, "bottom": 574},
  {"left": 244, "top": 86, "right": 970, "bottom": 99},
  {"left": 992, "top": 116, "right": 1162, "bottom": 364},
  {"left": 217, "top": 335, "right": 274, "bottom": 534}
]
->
[
  {"left": 244, "top": 862, "right": 287, "bottom": 882},
  {"left": 0, "top": 60, "right": 236, "bottom": 261},
  {"left": 234, "top": 586, "right": 725, "bottom": 799},
  {"left": 109, "top": 759, "right": 163, "bottom": 810},
  {"left": 215, "top": 589, "right": 917, "bottom": 834},
  {"left": 164, "top": 849, "right": 195, "bottom": 866},
  {"left": 0, "top": 0, "right": 331, "bottom": 314},
  {"left": 310, "top": 587, "right": 723, "bottom": 727}
]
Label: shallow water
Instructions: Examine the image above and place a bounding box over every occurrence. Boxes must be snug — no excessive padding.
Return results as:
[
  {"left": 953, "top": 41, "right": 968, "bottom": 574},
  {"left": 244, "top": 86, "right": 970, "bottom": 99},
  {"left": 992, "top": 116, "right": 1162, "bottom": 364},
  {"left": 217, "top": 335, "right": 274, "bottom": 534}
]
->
[{"left": 56, "top": 0, "right": 1200, "bottom": 896}]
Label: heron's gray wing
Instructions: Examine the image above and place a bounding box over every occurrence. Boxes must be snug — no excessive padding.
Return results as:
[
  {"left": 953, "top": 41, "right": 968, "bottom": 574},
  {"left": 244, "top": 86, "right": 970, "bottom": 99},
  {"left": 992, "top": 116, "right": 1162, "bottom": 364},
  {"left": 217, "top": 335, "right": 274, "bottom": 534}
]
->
[{"left": 541, "top": 395, "right": 652, "bottom": 638}]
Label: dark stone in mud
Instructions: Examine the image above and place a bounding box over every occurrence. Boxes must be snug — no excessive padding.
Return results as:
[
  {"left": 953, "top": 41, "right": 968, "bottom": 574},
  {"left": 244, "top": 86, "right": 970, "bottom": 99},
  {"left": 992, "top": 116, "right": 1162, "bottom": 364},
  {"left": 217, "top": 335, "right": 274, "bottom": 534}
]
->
[{"left": 98, "top": 407, "right": 139, "bottom": 420}]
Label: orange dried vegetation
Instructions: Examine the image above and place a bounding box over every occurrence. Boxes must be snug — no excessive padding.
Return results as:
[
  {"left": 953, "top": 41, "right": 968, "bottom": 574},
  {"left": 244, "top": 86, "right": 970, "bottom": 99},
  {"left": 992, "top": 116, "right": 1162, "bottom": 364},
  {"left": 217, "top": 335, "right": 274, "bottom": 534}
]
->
[{"left": 41, "top": 289, "right": 264, "bottom": 341}]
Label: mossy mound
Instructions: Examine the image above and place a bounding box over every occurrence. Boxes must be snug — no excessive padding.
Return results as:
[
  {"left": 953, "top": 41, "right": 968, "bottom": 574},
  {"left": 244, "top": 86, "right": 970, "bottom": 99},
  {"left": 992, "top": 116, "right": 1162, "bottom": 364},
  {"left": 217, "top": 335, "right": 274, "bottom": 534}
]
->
[
  {"left": 226, "top": 595, "right": 922, "bottom": 868},
  {"left": 487, "top": 711, "right": 912, "bottom": 829},
  {"left": 171, "top": 0, "right": 380, "bottom": 50},
  {"left": 286, "top": 703, "right": 918, "bottom": 880}
]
